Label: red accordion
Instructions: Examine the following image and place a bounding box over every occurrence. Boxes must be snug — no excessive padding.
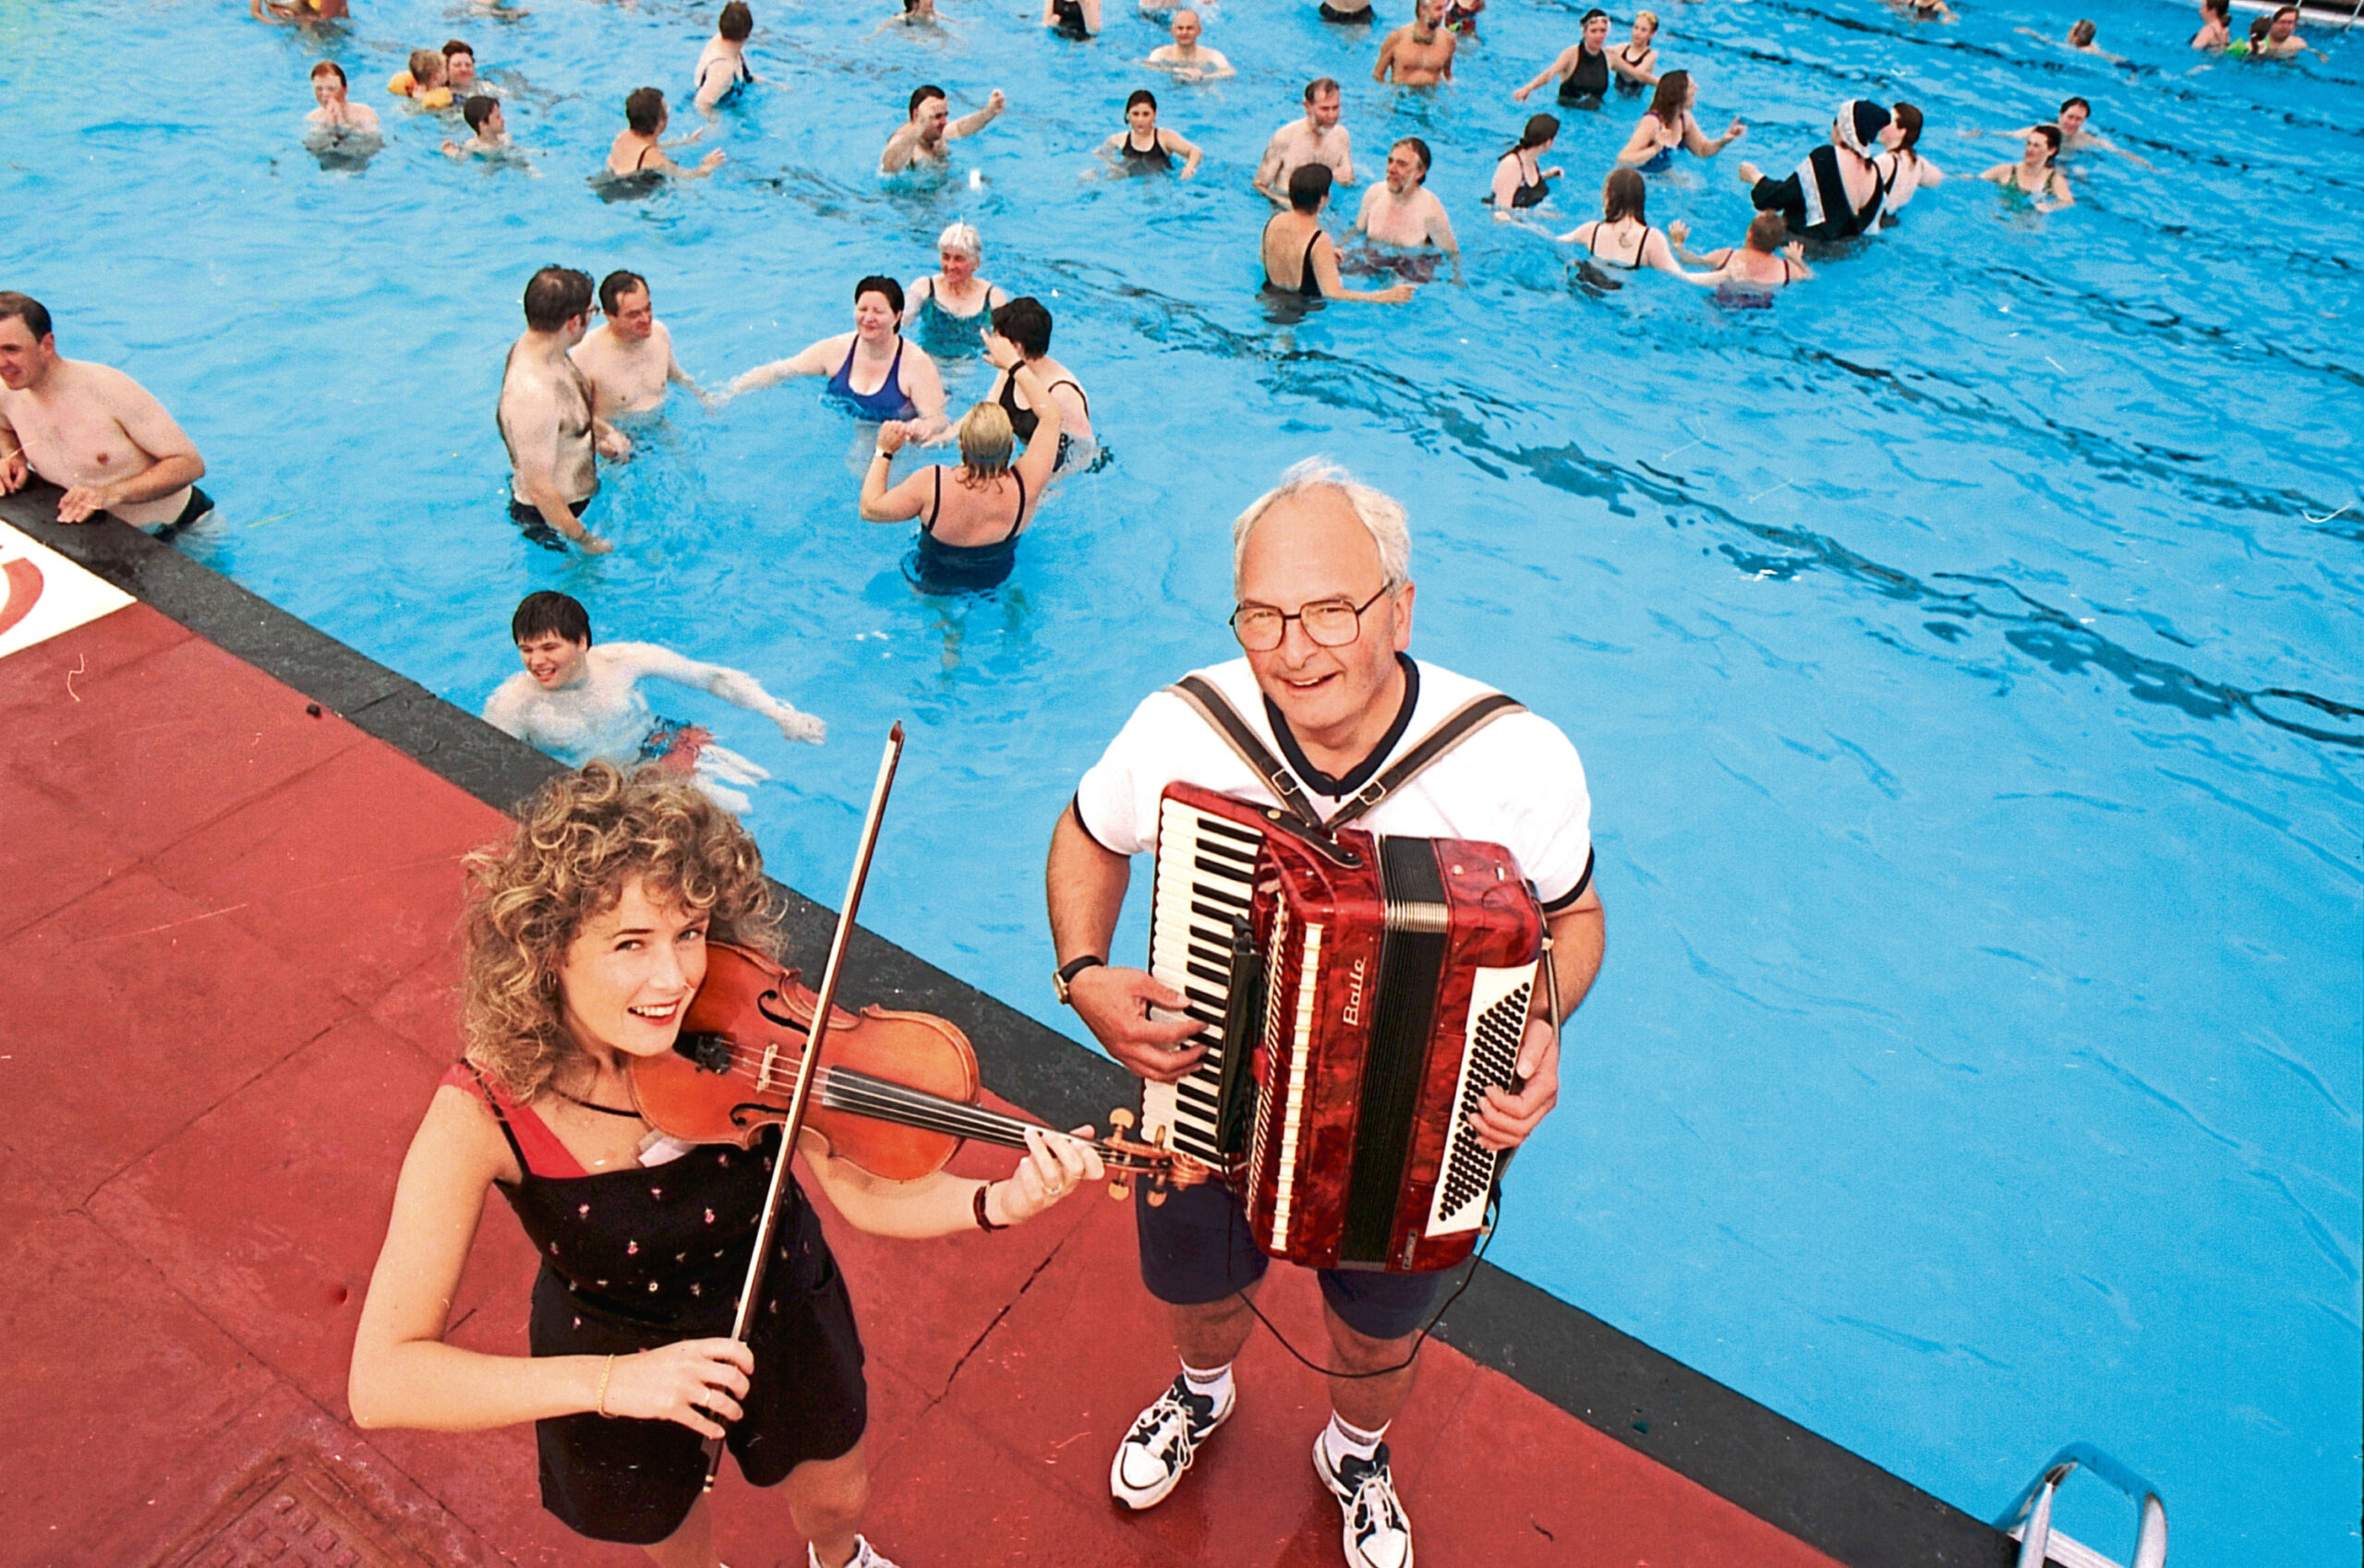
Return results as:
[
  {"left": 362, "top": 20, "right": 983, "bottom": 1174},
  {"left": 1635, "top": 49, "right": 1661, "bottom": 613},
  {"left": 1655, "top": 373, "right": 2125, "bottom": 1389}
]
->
[{"left": 1141, "top": 783, "right": 1544, "bottom": 1273}]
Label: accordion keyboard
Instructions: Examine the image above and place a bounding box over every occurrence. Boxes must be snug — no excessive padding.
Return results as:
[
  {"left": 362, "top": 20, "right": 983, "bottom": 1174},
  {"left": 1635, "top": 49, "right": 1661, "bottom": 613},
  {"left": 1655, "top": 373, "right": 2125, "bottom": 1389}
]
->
[
  {"left": 1142, "top": 795, "right": 1262, "bottom": 1164},
  {"left": 1423, "top": 969, "right": 1534, "bottom": 1238}
]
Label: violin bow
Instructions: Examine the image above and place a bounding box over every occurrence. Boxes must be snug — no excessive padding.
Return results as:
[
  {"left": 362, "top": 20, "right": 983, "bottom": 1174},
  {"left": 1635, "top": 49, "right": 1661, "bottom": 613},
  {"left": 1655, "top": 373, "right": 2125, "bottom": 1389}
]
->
[{"left": 702, "top": 721, "right": 906, "bottom": 1490}]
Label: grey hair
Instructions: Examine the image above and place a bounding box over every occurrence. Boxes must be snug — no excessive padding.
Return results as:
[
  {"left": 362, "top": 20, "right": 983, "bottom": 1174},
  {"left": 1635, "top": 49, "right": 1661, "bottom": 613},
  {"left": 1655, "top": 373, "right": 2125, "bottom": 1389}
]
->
[
  {"left": 1230, "top": 457, "right": 1412, "bottom": 593},
  {"left": 936, "top": 221, "right": 983, "bottom": 259}
]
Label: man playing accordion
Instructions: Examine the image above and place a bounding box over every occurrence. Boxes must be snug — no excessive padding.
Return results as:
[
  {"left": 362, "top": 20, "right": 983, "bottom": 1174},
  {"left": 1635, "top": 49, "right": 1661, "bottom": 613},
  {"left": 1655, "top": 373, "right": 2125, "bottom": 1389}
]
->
[{"left": 1043, "top": 458, "right": 1605, "bottom": 1568}]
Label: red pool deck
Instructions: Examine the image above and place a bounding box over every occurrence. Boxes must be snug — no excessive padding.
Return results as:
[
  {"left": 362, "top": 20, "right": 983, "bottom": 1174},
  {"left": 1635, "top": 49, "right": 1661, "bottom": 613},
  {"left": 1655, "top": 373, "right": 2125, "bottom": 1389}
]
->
[{"left": 0, "top": 520, "right": 1924, "bottom": 1567}]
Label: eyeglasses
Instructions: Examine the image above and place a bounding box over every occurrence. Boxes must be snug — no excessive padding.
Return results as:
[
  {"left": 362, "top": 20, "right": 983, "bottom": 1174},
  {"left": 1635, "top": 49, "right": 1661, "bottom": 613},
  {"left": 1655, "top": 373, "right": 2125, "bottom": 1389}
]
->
[{"left": 1229, "top": 585, "right": 1393, "bottom": 652}]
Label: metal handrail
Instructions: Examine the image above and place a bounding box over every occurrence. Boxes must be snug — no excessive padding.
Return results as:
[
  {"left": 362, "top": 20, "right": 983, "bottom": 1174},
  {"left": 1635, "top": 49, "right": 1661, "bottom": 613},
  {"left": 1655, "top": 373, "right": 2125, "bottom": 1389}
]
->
[{"left": 1994, "top": 1444, "right": 2167, "bottom": 1568}]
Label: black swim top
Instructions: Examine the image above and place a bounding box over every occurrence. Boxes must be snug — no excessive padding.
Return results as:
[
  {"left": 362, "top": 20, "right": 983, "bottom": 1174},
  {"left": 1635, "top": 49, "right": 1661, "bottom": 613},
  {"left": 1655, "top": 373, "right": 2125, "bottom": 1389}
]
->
[
  {"left": 1500, "top": 149, "right": 1550, "bottom": 209},
  {"left": 1558, "top": 45, "right": 1609, "bottom": 103},
  {"left": 1120, "top": 127, "right": 1175, "bottom": 173},
  {"left": 1619, "top": 41, "right": 1650, "bottom": 66},
  {"left": 923, "top": 464, "right": 1028, "bottom": 545},
  {"left": 696, "top": 52, "right": 754, "bottom": 103},
  {"left": 1051, "top": 0, "right": 1091, "bottom": 38},
  {"left": 997, "top": 370, "right": 1087, "bottom": 444},
  {"left": 1263, "top": 218, "right": 1329, "bottom": 298},
  {"left": 1586, "top": 221, "right": 1654, "bottom": 269}
]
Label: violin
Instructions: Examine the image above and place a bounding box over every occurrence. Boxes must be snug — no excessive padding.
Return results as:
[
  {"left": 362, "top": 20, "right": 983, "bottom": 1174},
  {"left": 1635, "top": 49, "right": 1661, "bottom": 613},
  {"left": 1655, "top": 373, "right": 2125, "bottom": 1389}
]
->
[{"left": 629, "top": 942, "right": 1208, "bottom": 1201}]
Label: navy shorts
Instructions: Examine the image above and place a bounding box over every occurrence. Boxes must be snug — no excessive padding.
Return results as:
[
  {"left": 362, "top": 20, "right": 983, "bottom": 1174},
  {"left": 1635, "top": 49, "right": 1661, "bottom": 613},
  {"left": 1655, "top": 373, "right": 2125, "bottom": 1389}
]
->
[{"left": 1135, "top": 1180, "right": 1448, "bottom": 1343}]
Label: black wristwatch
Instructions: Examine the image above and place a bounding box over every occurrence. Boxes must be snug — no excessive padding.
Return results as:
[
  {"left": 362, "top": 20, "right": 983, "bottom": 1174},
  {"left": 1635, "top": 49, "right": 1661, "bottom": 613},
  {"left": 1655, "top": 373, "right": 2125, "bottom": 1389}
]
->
[{"left": 1052, "top": 953, "right": 1106, "bottom": 1006}]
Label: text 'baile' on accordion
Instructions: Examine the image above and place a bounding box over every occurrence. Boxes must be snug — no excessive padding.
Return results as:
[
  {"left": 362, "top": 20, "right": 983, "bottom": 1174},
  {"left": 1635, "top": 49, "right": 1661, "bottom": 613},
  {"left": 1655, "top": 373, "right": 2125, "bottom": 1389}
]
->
[{"left": 1141, "top": 780, "right": 1546, "bottom": 1273}]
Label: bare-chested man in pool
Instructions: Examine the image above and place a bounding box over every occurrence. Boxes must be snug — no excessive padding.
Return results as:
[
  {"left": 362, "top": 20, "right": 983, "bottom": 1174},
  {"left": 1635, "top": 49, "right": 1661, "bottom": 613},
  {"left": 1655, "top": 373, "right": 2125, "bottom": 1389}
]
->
[
  {"left": 0, "top": 293, "right": 212, "bottom": 532},
  {"left": 498, "top": 266, "right": 619, "bottom": 554},
  {"left": 570, "top": 271, "right": 712, "bottom": 422}
]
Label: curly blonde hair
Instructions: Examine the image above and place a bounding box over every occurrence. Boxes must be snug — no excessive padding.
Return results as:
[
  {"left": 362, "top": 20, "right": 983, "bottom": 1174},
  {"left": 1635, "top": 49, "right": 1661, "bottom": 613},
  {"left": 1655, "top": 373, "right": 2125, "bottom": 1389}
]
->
[{"left": 460, "top": 763, "right": 780, "bottom": 1101}]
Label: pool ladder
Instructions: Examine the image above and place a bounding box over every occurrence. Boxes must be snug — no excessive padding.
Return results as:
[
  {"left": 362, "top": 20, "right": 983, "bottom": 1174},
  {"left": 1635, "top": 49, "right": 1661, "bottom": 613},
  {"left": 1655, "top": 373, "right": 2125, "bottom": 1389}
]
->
[{"left": 1995, "top": 1444, "right": 2167, "bottom": 1568}]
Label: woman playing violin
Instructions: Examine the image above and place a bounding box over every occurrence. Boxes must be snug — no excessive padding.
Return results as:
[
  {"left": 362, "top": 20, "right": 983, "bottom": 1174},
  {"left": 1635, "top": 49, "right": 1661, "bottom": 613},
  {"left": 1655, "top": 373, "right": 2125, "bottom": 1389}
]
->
[{"left": 349, "top": 764, "right": 1102, "bottom": 1568}]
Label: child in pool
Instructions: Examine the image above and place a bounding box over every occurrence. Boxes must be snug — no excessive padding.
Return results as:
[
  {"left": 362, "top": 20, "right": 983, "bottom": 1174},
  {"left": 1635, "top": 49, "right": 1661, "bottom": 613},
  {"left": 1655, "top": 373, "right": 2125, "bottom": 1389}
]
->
[
  {"left": 443, "top": 97, "right": 512, "bottom": 159},
  {"left": 391, "top": 48, "right": 455, "bottom": 110},
  {"left": 306, "top": 61, "right": 380, "bottom": 136}
]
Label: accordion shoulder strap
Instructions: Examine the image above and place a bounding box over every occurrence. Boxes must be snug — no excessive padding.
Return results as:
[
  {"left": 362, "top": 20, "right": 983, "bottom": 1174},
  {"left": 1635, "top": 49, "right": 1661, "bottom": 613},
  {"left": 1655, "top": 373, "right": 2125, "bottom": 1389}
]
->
[{"left": 1165, "top": 674, "right": 1526, "bottom": 835}]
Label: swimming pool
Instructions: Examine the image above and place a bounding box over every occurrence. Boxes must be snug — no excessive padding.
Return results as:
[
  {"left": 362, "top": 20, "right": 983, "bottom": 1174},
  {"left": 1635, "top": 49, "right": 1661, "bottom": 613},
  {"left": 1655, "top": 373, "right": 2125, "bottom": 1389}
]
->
[{"left": 6, "top": 0, "right": 2357, "bottom": 1558}]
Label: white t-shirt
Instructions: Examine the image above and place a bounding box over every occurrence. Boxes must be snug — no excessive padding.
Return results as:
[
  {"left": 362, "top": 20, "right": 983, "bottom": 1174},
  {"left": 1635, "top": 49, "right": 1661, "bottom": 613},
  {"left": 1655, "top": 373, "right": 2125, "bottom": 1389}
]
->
[{"left": 1074, "top": 656, "right": 1596, "bottom": 911}]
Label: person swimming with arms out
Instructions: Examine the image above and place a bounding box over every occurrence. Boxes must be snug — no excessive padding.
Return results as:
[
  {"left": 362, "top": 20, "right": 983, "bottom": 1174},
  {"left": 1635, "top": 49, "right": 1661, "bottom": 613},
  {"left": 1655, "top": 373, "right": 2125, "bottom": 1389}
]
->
[
  {"left": 1981, "top": 124, "right": 2074, "bottom": 211},
  {"left": 1871, "top": 102, "right": 1943, "bottom": 226},
  {"left": 1253, "top": 78, "right": 1357, "bottom": 208},
  {"left": 1373, "top": 0, "right": 1457, "bottom": 88},
  {"left": 1514, "top": 8, "right": 1613, "bottom": 110},
  {"left": 1970, "top": 96, "right": 2153, "bottom": 171},
  {"left": 695, "top": 3, "right": 760, "bottom": 117},
  {"left": 724, "top": 277, "right": 950, "bottom": 442},
  {"left": 484, "top": 592, "right": 822, "bottom": 812},
  {"left": 390, "top": 47, "right": 456, "bottom": 110},
  {"left": 1144, "top": 9, "right": 1234, "bottom": 83},
  {"left": 902, "top": 224, "right": 1011, "bottom": 342},
  {"left": 1488, "top": 113, "right": 1563, "bottom": 217},
  {"left": 348, "top": 763, "right": 1105, "bottom": 1568},
  {"left": 606, "top": 88, "right": 724, "bottom": 181},
  {"left": 0, "top": 292, "right": 213, "bottom": 537},
  {"left": 571, "top": 271, "right": 714, "bottom": 429},
  {"left": 1348, "top": 137, "right": 1461, "bottom": 283},
  {"left": 1556, "top": 168, "right": 1720, "bottom": 283},
  {"left": 880, "top": 84, "right": 1007, "bottom": 175},
  {"left": 306, "top": 61, "right": 381, "bottom": 139},
  {"left": 2016, "top": 18, "right": 2129, "bottom": 66},
  {"left": 1611, "top": 70, "right": 1743, "bottom": 171},
  {"left": 1262, "top": 164, "right": 1417, "bottom": 305},
  {"left": 979, "top": 297, "right": 1095, "bottom": 473},
  {"left": 858, "top": 340, "right": 1066, "bottom": 595},
  {"left": 1670, "top": 210, "right": 1814, "bottom": 298},
  {"left": 1611, "top": 11, "right": 1661, "bottom": 88},
  {"left": 1095, "top": 90, "right": 1203, "bottom": 178},
  {"left": 1045, "top": 0, "right": 1101, "bottom": 40}
]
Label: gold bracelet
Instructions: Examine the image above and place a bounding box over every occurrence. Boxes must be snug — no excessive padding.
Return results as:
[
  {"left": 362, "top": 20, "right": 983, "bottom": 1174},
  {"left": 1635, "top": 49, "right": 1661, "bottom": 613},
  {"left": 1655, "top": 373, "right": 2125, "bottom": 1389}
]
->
[{"left": 595, "top": 1354, "right": 616, "bottom": 1417}]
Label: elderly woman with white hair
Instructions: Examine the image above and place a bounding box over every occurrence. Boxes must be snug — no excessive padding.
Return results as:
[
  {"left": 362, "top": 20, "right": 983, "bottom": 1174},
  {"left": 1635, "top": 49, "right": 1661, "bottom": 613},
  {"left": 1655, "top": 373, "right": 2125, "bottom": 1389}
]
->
[
  {"left": 856, "top": 333, "right": 1062, "bottom": 592},
  {"left": 901, "top": 223, "right": 1012, "bottom": 336}
]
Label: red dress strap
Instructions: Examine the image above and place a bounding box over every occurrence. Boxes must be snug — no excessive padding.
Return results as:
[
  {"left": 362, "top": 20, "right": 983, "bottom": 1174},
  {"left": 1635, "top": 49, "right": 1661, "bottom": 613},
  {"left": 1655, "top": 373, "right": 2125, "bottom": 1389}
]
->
[{"left": 440, "top": 1061, "right": 589, "bottom": 1179}]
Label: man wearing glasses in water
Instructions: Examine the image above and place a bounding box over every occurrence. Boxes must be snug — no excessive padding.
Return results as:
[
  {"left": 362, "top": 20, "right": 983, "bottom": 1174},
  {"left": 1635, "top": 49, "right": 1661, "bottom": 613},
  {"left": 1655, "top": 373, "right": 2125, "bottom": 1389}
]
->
[{"left": 1043, "top": 458, "right": 1604, "bottom": 1568}]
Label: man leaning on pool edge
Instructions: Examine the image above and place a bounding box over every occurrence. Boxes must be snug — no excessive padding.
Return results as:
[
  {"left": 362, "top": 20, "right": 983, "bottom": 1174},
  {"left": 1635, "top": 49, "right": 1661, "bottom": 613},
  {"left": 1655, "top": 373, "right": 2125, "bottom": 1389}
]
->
[{"left": 1043, "top": 456, "right": 1605, "bottom": 1568}]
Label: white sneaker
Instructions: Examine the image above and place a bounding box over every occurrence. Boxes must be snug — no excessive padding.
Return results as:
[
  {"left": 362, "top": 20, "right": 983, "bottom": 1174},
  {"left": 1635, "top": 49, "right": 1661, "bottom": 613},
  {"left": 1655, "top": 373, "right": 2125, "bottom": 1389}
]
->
[
  {"left": 809, "top": 1536, "right": 898, "bottom": 1568},
  {"left": 1312, "top": 1434, "right": 1414, "bottom": 1568},
  {"left": 1109, "top": 1373, "right": 1236, "bottom": 1510}
]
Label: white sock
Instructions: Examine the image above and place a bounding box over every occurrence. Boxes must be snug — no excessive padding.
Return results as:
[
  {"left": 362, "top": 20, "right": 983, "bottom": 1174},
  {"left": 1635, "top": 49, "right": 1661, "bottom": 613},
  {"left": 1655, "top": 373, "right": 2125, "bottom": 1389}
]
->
[
  {"left": 1322, "top": 1411, "right": 1387, "bottom": 1469},
  {"left": 1179, "top": 1360, "right": 1234, "bottom": 1407}
]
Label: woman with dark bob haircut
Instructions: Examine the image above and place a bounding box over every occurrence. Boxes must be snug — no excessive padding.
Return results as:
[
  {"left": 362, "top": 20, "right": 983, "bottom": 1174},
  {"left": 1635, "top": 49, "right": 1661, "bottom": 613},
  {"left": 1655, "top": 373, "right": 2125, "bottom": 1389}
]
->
[{"left": 349, "top": 765, "right": 1101, "bottom": 1568}]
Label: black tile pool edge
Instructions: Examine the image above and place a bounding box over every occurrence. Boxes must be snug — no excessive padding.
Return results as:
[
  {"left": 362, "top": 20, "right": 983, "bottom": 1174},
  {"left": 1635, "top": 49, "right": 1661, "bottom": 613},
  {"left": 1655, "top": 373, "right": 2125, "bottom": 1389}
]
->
[{"left": 6, "top": 496, "right": 2030, "bottom": 1568}]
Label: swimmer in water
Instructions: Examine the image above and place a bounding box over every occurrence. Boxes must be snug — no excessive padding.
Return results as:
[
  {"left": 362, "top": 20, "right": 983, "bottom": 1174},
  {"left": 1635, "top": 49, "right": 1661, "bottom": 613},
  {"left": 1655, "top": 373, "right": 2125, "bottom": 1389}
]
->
[
  {"left": 571, "top": 271, "right": 711, "bottom": 423},
  {"left": 1261, "top": 165, "right": 1417, "bottom": 304},
  {"left": 980, "top": 297, "right": 1094, "bottom": 471},
  {"left": 1514, "top": 9, "right": 1613, "bottom": 108},
  {"left": 1045, "top": 0, "right": 1102, "bottom": 39},
  {"left": 904, "top": 224, "right": 1011, "bottom": 332},
  {"left": 1557, "top": 169, "right": 1718, "bottom": 281},
  {"left": 1737, "top": 99, "right": 1897, "bottom": 243},
  {"left": 1316, "top": 0, "right": 1376, "bottom": 25},
  {"left": 1374, "top": 0, "right": 1457, "bottom": 87},
  {"left": 306, "top": 61, "right": 381, "bottom": 137},
  {"left": 2191, "top": 0, "right": 2232, "bottom": 51},
  {"left": 2017, "top": 18, "right": 2129, "bottom": 66},
  {"left": 1981, "top": 125, "right": 2074, "bottom": 211},
  {"left": 484, "top": 592, "right": 824, "bottom": 815},
  {"left": 1671, "top": 211, "right": 1815, "bottom": 292},
  {"left": 1144, "top": 9, "right": 1235, "bottom": 83},
  {"left": 390, "top": 48, "right": 455, "bottom": 110},
  {"left": 1871, "top": 102, "right": 1943, "bottom": 225},
  {"left": 1489, "top": 114, "right": 1562, "bottom": 216},
  {"left": 442, "top": 97, "right": 513, "bottom": 160},
  {"left": 725, "top": 276, "right": 950, "bottom": 440},
  {"left": 605, "top": 88, "right": 724, "bottom": 179},
  {"left": 1441, "top": 0, "right": 1484, "bottom": 39},
  {"left": 881, "top": 84, "right": 1007, "bottom": 175},
  {"left": 695, "top": 3, "right": 758, "bottom": 116},
  {"left": 0, "top": 293, "right": 213, "bottom": 534},
  {"left": 499, "top": 269, "right": 618, "bottom": 554},
  {"left": 442, "top": 41, "right": 481, "bottom": 98},
  {"left": 1254, "top": 78, "right": 1357, "bottom": 207},
  {"left": 1350, "top": 137, "right": 1461, "bottom": 281},
  {"left": 1612, "top": 71, "right": 1743, "bottom": 170},
  {"left": 1887, "top": 0, "right": 1958, "bottom": 22},
  {"left": 1973, "top": 97, "right": 2153, "bottom": 170},
  {"left": 1611, "top": 12, "right": 1662, "bottom": 89},
  {"left": 249, "top": 0, "right": 349, "bottom": 24},
  {"left": 1096, "top": 90, "right": 1204, "bottom": 178},
  {"left": 2257, "top": 6, "right": 2330, "bottom": 59},
  {"left": 860, "top": 343, "right": 1064, "bottom": 596}
]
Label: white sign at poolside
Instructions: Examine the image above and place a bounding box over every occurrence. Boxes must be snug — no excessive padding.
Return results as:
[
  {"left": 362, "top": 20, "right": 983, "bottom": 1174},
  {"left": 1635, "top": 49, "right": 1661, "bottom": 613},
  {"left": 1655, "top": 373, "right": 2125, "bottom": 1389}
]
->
[{"left": 0, "top": 519, "right": 135, "bottom": 662}]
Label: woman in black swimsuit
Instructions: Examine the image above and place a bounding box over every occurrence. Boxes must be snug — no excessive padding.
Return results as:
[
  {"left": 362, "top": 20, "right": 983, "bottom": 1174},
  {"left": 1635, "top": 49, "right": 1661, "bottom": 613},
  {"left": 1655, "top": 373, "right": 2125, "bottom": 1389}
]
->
[
  {"left": 348, "top": 766, "right": 1102, "bottom": 1568},
  {"left": 1043, "top": 0, "right": 1098, "bottom": 38},
  {"left": 861, "top": 344, "right": 1067, "bottom": 593},
  {"left": 1514, "top": 8, "right": 1613, "bottom": 109},
  {"left": 1260, "top": 164, "right": 1417, "bottom": 304},
  {"left": 1489, "top": 114, "right": 1562, "bottom": 214},
  {"left": 1095, "top": 90, "right": 1202, "bottom": 178},
  {"left": 1610, "top": 10, "right": 1661, "bottom": 89}
]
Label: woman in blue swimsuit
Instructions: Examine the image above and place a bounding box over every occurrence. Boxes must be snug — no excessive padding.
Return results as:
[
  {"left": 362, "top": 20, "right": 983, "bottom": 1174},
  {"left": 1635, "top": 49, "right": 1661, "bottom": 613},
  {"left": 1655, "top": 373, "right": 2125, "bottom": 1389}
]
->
[
  {"left": 1612, "top": 71, "right": 1744, "bottom": 172},
  {"left": 720, "top": 275, "right": 948, "bottom": 437}
]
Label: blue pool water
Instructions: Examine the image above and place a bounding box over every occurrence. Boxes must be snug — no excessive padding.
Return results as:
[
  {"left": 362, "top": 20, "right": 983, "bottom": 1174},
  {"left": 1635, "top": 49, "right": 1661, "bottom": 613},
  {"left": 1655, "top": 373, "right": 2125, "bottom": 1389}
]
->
[{"left": 6, "top": 0, "right": 2358, "bottom": 1558}]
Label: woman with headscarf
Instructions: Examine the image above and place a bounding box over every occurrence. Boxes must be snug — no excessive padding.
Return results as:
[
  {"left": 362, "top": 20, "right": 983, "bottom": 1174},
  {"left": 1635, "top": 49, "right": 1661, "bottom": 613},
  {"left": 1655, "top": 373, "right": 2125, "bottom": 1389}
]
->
[{"left": 1734, "top": 100, "right": 1896, "bottom": 244}]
